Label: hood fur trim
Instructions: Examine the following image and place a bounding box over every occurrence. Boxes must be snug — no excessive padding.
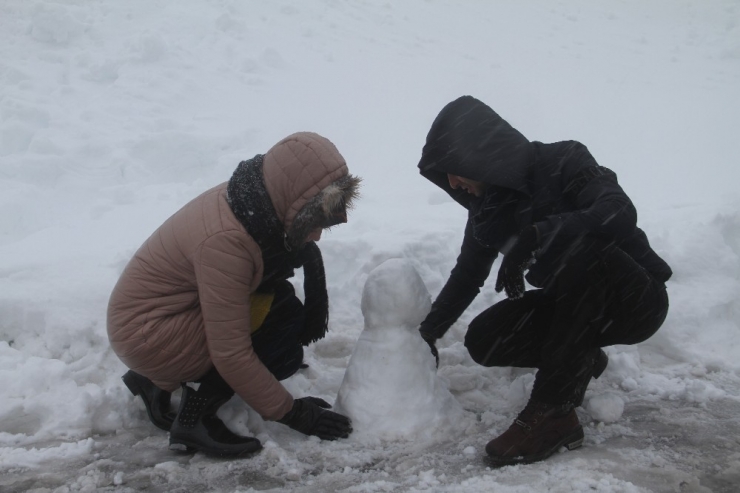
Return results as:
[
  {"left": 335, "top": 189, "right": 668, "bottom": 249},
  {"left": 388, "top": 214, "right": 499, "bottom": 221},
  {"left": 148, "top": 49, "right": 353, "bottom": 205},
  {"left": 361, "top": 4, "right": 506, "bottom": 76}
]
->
[{"left": 287, "top": 174, "right": 362, "bottom": 249}]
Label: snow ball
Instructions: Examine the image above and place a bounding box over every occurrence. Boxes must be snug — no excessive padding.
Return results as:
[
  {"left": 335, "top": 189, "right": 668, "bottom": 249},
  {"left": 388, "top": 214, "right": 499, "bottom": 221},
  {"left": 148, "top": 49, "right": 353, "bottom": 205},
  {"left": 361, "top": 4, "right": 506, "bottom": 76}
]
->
[
  {"left": 587, "top": 393, "right": 625, "bottom": 423},
  {"left": 463, "top": 446, "right": 476, "bottom": 456},
  {"left": 113, "top": 471, "right": 124, "bottom": 486},
  {"left": 361, "top": 258, "right": 431, "bottom": 330}
]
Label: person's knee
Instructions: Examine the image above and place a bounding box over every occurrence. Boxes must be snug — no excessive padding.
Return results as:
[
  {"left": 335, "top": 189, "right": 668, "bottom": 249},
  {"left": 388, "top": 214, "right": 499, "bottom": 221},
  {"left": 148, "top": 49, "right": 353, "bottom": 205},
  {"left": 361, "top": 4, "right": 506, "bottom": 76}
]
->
[
  {"left": 464, "top": 311, "right": 489, "bottom": 357},
  {"left": 463, "top": 325, "right": 486, "bottom": 364},
  {"left": 465, "top": 334, "right": 497, "bottom": 366},
  {"left": 465, "top": 306, "right": 506, "bottom": 366},
  {"left": 466, "top": 293, "right": 551, "bottom": 367},
  {"left": 279, "top": 294, "right": 304, "bottom": 320},
  {"left": 609, "top": 288, "right": 669, "bottom": 346},
  {"left": 272, "top": 282, "right": 304, "bottom": 315}
]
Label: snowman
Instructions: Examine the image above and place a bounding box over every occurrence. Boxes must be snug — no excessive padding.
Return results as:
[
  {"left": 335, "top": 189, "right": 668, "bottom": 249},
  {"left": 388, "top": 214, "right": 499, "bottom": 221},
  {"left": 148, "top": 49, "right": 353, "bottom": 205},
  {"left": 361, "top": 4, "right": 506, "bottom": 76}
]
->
[{"left": 335, "top": 258, "right": 465, "bottom": 441}]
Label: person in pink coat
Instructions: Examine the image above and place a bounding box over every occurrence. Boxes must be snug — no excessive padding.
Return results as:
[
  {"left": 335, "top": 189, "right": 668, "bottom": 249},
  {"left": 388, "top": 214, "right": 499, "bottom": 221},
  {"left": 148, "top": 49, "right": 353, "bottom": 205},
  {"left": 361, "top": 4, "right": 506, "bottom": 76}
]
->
[{"left": 107, "top": 132, "right": 360, "bottom": 456}]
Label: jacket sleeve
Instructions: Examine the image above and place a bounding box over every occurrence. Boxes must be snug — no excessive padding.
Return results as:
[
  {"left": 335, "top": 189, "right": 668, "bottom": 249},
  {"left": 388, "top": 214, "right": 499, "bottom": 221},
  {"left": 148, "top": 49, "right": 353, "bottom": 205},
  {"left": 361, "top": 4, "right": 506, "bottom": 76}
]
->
[
  {"left": 194, "top": 231, "right": 294, "bottom": 421},
  {"left": 535, "top": 161, "right": 637, "bottom": 257},
  {"left": 419, "top": 220, "right": 498, "bottom": 340}
]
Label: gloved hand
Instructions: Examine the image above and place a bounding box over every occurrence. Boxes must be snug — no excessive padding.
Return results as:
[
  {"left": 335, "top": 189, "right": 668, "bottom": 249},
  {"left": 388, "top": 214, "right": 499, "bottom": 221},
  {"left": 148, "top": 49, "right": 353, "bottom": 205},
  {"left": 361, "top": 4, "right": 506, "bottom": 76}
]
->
[
  {"left": 277, "top": 397, "right": 352, "bottom": 440},
  {"left": 495, "top": 226, "right": 539, "bottom": 299},
  {"left": 419, "top": 331, "right": 439, "bottom": 368}
]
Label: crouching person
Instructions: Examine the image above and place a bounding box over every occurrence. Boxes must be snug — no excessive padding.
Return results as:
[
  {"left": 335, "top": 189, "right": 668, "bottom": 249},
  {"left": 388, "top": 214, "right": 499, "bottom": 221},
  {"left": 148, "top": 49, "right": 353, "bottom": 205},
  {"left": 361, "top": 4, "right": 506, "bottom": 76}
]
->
[
  {"left": 416, "top": 96, "right": 672, "bottom": 466},
  {"left": 107, "top": 132, "right": 360, "bottom": 457}
]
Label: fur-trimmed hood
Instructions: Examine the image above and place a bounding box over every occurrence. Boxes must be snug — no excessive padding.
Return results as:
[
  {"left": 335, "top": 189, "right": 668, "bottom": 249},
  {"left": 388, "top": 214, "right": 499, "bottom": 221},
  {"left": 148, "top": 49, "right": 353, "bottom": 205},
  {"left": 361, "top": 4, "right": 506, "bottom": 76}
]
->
[
  {"left": 288, "top": 173, "right": 361, "bottom": 248},
  {"left": 261, "top": 132, "right": 361, "bottom": 246}
]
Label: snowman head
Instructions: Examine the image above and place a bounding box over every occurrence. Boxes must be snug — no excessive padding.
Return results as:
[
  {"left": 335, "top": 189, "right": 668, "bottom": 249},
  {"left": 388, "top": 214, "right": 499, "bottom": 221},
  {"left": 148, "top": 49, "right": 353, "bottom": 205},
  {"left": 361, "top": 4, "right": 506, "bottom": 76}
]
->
[{"left": 361, "top": 259, "right": 432, "bottom": 330}]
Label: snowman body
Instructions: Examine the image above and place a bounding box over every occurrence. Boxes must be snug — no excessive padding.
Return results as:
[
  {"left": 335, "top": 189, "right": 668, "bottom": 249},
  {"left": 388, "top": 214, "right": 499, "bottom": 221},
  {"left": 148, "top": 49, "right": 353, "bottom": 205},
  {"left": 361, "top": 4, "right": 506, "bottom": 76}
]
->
[{"left": 335, "top": 259, "right": 465, "bottom": 440}]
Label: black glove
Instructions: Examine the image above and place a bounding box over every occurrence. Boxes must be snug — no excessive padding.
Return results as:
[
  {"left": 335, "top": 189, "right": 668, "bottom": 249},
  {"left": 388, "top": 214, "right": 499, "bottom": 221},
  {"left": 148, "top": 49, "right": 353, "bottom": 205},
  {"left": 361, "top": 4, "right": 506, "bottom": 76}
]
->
[
  {"left": 419, "top": 331, "right": 439, "bottom": 368},
  {"left": 495, "top": 226, "right": 539, "bottom": 299},
  {"left": 277, "top": 397, "right": 352, "bottom": 440}
]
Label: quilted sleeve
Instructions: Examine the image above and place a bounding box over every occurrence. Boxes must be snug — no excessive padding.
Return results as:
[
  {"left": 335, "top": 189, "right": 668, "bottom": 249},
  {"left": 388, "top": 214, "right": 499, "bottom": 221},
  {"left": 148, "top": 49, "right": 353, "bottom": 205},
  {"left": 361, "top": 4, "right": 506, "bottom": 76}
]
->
[{"left": 194, "top": 230, "right": 294, "bottom": 421}]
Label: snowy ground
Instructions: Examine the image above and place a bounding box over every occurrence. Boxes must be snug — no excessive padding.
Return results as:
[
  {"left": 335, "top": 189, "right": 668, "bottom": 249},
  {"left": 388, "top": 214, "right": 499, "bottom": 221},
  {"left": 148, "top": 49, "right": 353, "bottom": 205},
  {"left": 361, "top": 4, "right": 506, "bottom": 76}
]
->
[{"left": 2, "top": 1, "right": 740, "bottom": 492}]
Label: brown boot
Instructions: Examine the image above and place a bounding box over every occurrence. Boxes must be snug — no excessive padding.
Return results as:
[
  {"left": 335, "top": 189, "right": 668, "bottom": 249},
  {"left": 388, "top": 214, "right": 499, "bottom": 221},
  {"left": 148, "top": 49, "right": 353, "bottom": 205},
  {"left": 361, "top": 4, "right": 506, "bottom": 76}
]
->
[{"left": 485, "top": 400, "right": 584, "bottom": 466}]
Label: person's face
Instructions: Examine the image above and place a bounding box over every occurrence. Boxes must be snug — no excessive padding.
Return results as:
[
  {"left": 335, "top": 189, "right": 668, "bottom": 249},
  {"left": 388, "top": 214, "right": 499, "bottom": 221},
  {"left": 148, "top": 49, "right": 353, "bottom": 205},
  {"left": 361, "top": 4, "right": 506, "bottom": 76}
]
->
[
  {"left": 305, "top": 211, "right": 348, "bottom": 243},
  {"left": 306, "top": 227, "right": 323, "bottom": 242},
  {"left": 447, "top": 174, "right": 487, "bottom": 197}
]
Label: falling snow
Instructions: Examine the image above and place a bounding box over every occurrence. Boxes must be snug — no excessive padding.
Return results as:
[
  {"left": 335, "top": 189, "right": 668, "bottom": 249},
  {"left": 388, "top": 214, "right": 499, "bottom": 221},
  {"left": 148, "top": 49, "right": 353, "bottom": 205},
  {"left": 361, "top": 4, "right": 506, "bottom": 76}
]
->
[{"left": 1, "top": 0, "right": 739, "bottom": 492}]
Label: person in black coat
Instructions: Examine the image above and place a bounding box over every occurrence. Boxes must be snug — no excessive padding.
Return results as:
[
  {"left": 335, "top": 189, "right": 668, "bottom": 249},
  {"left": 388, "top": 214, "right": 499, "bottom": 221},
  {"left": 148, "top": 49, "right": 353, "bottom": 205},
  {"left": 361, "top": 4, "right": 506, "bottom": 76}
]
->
[{"left": 417, "top": 96, "right": 671, "bottom": 466}]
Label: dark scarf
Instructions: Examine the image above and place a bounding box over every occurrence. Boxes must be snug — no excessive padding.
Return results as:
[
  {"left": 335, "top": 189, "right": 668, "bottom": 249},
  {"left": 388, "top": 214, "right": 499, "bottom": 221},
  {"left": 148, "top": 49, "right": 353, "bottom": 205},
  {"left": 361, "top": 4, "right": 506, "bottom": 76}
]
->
[{"left": 226, "top": 155, "right": 329, "bottom": 346}]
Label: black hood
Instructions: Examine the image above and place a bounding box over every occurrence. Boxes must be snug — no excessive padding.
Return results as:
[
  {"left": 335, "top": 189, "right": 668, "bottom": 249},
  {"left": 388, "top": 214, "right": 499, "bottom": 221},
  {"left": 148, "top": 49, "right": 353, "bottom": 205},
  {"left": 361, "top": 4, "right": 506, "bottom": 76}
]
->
[{"left": 418, "top": 96, "right": 533, "bottom": 208}]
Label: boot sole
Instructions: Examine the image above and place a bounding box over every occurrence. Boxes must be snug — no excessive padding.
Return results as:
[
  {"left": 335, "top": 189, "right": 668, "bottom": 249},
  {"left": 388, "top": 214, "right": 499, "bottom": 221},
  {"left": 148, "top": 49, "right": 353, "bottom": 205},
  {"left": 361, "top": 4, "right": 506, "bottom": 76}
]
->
[
  {"left": 169, "top": 436, "right": 263, "bottom": 458},
  {"left": 122, "top": 371, "right": 173, "bottom": 432},
  {"left": 486, "top": 426, "right": 585, "bottom": 467}
]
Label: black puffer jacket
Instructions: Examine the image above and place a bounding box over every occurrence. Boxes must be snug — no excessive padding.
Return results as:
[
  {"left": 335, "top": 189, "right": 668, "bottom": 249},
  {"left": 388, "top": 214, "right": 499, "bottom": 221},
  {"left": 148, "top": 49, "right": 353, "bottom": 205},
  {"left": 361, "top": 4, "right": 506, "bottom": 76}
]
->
[{"left": 418, "top": 96, "right": 672, "bottom": 339}]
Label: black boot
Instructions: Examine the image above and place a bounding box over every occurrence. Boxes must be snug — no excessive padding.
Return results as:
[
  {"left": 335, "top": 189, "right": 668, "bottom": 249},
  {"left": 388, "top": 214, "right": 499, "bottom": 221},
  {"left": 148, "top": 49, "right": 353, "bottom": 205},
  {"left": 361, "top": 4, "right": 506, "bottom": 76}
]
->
[
  {"left": 122, "top": 370, "right": 175, "bottom": 431},
  {"left": 168, "top": 375, "right": 262, "bottom": 457}
]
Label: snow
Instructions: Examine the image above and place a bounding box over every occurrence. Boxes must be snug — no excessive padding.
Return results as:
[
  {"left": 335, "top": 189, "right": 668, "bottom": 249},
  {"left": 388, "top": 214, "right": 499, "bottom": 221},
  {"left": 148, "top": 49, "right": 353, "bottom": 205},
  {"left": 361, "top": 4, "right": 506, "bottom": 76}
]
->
[
  {"left": 1, "top": 0, "right": 739, "bottom": 492},
  {"left": 587, "top": 393, "right": 625, "bottom": 424},
  {"left": 335, "top": 259, "right": 466, "bottom": 441}
]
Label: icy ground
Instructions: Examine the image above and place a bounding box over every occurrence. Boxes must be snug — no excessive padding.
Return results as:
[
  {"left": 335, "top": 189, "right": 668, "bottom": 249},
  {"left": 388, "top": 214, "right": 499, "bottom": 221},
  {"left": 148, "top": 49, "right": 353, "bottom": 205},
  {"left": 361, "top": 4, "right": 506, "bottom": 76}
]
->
[
  {"left": 6, "top": 398, "right": 740, "bottom": 492},
  {"left": 2, "top": 0, "right": 740, "bottom": 492}
]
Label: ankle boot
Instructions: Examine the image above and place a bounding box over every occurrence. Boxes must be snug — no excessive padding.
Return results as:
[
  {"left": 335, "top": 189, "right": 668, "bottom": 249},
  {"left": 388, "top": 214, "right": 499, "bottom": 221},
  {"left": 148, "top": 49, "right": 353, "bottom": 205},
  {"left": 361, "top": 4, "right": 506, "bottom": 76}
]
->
[
  {"left": 168, "top": 382, "right": 262, "bottom": 457},
  {"left": 485, "top": 399, "right": 584, "bottom": 466},
  {"left": 122, "top": 370, "right": 175, "bottom": 431},
  {"left": 573, "top": 348, "right": 608, "bottom": 407}
]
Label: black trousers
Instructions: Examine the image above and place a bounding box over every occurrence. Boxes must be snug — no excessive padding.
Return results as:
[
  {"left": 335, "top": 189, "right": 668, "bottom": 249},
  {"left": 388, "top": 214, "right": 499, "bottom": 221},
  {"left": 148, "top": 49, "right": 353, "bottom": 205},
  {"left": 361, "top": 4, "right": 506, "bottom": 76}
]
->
[
  {"left": 196, "top": 281, "right": 305, "bottom": 399},
  {"left": 250, "top": 281, "right": 306, "bottom": 381},
  {"left": 465, "top": 238, "right": 669, "bottom": 404}
]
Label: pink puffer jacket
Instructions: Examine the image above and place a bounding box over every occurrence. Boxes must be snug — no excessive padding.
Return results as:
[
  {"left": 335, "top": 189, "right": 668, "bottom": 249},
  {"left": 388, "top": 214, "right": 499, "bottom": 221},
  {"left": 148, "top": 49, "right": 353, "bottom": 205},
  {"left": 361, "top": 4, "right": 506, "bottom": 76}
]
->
[{"left": 107, "top": 132, "right": 348, "bottom": 421}]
